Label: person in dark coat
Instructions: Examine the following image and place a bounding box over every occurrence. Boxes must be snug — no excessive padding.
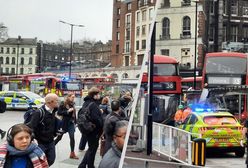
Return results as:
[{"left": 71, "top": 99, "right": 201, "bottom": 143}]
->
[
  {"left": 26, "top": 93, "right": 59, "bottom": 166},
  {"left": 78, "top": 87, "right": 103, "bottom": 168},
  {"left": 102, "top": 100, "right": 127, "bottom": 156},
  {"left": 99, "top": 120, "right": 128, "bottom": 168},
  {"left": 99, "top": 96, "right": 111, "bottom": 123},
  {"left": 119, "top": 91, "right": 132, "bottom": 117},
  {"left": 54, "top": 93, "right": 79, "bottom": 159}
]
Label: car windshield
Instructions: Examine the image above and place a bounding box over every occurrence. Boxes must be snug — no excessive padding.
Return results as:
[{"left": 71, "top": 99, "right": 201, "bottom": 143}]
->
[
  {"left": 203, "top": 116, "right": 237, "bottom": 125},
  {"left": 21, "top": 92, "right": 42, "bottom": 99}
]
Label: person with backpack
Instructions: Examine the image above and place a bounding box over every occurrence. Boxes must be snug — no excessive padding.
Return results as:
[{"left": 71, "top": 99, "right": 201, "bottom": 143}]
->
[
  {"left": 78, "top": 87, "right": 103, "bottom": 168},
  {"left": 26, "top": 93, "right": 59, "bottom": 166},
  {"left": 54, "top": 93, "right": 79, "bottom": 159},
  {"left": 102, "top": 99, "right": 127, "bottom": 156}
]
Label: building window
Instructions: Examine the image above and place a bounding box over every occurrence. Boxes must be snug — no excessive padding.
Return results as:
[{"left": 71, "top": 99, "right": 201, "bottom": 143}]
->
[
  {"left": 142, "top": 40, "right": 146, "bottom": 49},
  {"left": 136, "top": 26, "right": 140, "bottom": 36},
  {"left": 182, "top": 0, "right": 191, "bottom": 6},
  {"left": 142, "top": 10, "right": 146, "bottom": 21},
  {"left": 243, "top": 26, "right": 248, "bottom": 40},
  {"left": 20, "top": 68, "right": 24, "bottom": 74},
  {"left": 125, "top": 56, "right": 129, "bottom": 66},
  {"left": 182, "top": 16, "right": 191, "bottom": 37},
  {"left": 21, "top": 48, "right": 24, "bottom": 54},
  {"left": 6, "top": 48, "right": 9, "bottom": 54},
  {"left": 5, "top": 68, "right": 9, "bottom": 74},
  {"left": 11, "top": 57, "right": 15, "bottom": 65},
  {"left": 161, "top": 49, "right": 169, "bottom": 55},
  {"left": 137, "top": 54, "right": 144, "bottom": 65},
  {"left": 125, "top": 42, "right": 130, "bottom": 53},
  {"left": 231, "top": 0, "right": 238, "bottom": 15},
  {"left": 223, "top": 0, "right": 227, "bottom": 15},
  {"left": 116, "top": 44, "right": 119, "bottom": 53},
  {"left": 243, "top": 1, "right": 248, "bottom": 16},
  {"left": 231, "top": 26, "right": 238, "bottom": 42},
  {"left": 209, "top": 27, "right": 214, "bottom": 41},
  {"left": 29, "top": 57, "right": 33, "bottom": 64},
  {"left": 222, "top": 26, "right": 227, "bottom": 42},
  {"left": 12, "top": 48, "right": 16, "bottom": 54},
  {"left": 142, "top": 25, "right": 146, "bottom": 35},
  {"left": 181, "top": 48, "right": 190, "bottom": 57},
  {"left": 126, "top": 14, "right": 131, "bottom": 27},
  {"left": 162, "top": 17, "right": 170, "bottom": 39},
  {"left": 136, "top": 41, "right": 140, "bottom": 50},
  {"left": 0, "top": 57, "right": 3, "bottom": 64},
  {"left": 29, "top": 48, "right": 33, "bottom": 54},
  {"left": 0, "top": 47, "right": 3, "bottom": 53},
  {"left": 161, "top": 0, "right": 170, "bottom": 8},
  {"left": 11, "top": 68, "right": 15, "bottom": 74},
  {"left": 21, "top": 57, "right": 24, "bottom": 65},
  {"left": 137, "top": 11, "right": 140, "bottom": 22},
  {"left": 117, "top": 8, "right": 121, "bottom": 15},
  {"left": 117, "top": 19, "right": 120, "bottom": 28},
  {"left": 116, "top": 32, "right": 120, "bottom": 41},
  {"left": 127, "top": 2, "right": 131, "bottom": 10},
  {"left": 126, "top": 28, "right": 130, "bottom": 40},
  {"left": 6, "top": 57, "right": 9, "bottom": 64},
  {"left": 149, "top": 8, "right": 153, "bottom": 20}
]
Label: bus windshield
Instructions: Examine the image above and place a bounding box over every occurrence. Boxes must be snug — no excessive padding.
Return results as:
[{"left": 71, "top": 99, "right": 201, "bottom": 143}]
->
[
  {"left": 154, "top": 63, "right": 177, "bottom": 76},
  {"left": 206, "top": 57, "right": 247, "bottom": 74}
]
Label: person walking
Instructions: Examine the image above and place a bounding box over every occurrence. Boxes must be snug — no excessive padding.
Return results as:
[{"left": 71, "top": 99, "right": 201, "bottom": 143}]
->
[
  {"left": 174, "top": 105, "right": 184, "bottom": 126},
  {"left": 99, "top": 96, "right": 111, "bottom": 123},
  {"left": 26, "top": 93, "right": 59, "bottom": 166},
  {"left": 0, "top": 129, "right": 6, "bottom": 139},
  {"left": 0, "top": 123, "right": 49, "bottom": 168},
  {"left": 99, "top": 120, "right": 128, "bottom": 168},
  {"left": 54, "top": 93, "right": 79, "bottom": 159},
  {"left": 102, "top": 100, "right": 127, "bottom": 156},
  {"left": 78, "top": 87, "right": 103, "bottom": 168}
]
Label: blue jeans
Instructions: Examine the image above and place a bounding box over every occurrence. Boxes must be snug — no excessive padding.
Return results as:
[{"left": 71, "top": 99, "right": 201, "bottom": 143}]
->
[{"left": 38, "top": 141, "right": 56, "bottom": 166}]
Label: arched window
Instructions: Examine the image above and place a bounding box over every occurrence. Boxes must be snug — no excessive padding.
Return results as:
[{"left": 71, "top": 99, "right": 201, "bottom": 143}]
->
[
  {"left": 6, "top": 57, "right": 9, "bottom": 64},
  {"left": 12, "top": 57, "right": 15, "bottom": 65},
  {"left": 182, "top": 16, "right": 191, "bottom": 36},
  {"left": 0, "top": 57, "right": 3, "bottom": 64},
  {"left": 21, "top": 58, "right": 24, "bottom": 65},
  {"left": 162, "top": 17, "right": 170, "bottom": 39},
  {"left": 29, "top": 57, "right": 32, "bottom": 64}
]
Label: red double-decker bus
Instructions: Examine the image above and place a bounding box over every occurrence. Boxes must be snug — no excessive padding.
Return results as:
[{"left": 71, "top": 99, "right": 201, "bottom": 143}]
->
[
  {"left": 202, "top": 52, "right": 248, "bottom": 122},
  {"left": 141, "top": 55, "right": 182, "bottom": 94},
  {"left": 141, "top": 55, "right": 182, "bottom": 124}
]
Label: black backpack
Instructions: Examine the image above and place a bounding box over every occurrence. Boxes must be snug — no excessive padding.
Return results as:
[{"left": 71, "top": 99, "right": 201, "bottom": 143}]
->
[
  {"left": 24, "top": 108, "right": 45, "bottom": 125},
  {"left": 77, "top": 102, "right": 96, "bottom": 135}
]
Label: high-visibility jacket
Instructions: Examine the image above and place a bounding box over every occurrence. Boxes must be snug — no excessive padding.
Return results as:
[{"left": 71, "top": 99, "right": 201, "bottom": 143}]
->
[
  {"left": 182, "top": 107, "right": 192, "bottom": 121},
  {"left": 174, "top": 109, "right": 183, "bottom": 122}
]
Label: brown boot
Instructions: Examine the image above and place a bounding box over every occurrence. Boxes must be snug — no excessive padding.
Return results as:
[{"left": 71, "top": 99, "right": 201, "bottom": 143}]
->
[{"left": 69, "top": 152, "right": 79, "bottom": 159}]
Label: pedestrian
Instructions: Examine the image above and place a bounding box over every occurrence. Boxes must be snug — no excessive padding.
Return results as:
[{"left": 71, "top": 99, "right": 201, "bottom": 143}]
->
[
  {"left": 26, "top": 93, "right": 59, "bottom": 166},
  {"left": 0, "top": 123, "right": 49, "bottom": 168},
  {"left": 0, "top": 129, "right": 6, "bottom": 139},
  {"left": 54, "top": 93, "right": 79, "bottom": 159},
  {"left": 78, "top": 87, "right": 103, "bottom": 168},
  {"left": 102, "top": 100, "right": 127, "bottom": 156},
  {"left": 174, "top": 104, "right": 184, "bottom": 126},
  {"left": 242, "top": 118, "right": 248, "bottom": 168},
  {"left": 119, "top": 91, "right": 132, "bottom": 115},
  {"left": 99, "top": 120, "right": 128, "bottom": 168},
  {"left": 78, "top": 134, "right": 88, "bottom": 152},
  {"left": 182, "top": 104, "right": 192, "bottom": 122},
  {"left": 99, "top": 96, "right": 111, "bottom": 123}
]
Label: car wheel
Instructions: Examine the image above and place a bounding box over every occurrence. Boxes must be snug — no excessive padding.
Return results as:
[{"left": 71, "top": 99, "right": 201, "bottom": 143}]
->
[{"left": 235, "top": 148, "right": 245, "bottom": 157}]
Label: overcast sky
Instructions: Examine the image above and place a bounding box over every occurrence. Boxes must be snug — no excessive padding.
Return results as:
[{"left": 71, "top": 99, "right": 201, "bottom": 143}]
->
[{"left": 0, "top": 0, "right": 113, "bottom": 43}]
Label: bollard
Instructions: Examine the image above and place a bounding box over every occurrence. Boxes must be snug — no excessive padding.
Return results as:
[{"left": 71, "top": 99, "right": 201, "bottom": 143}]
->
[{"left": 192, "top": 138, "right": 206, "bottom": 166}]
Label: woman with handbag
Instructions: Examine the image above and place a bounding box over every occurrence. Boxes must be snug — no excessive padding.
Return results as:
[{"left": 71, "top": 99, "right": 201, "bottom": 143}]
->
[{"left": 54, "top": 93, "right": 79, "bottom": 159}]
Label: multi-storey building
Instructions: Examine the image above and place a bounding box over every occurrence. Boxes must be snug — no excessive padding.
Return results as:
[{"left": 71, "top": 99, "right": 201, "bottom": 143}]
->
[
  {"left": 156, "top": 0, "right": 205, "bottom": 69},
  {"left": 0, "top": 36, "right": 37, "bottom": 75},
  {"left": 204, "top": 0, "right": 248, "bottom": 53},
  {"left": 111, "top": 0, "right": 156, "bottom": 67}
]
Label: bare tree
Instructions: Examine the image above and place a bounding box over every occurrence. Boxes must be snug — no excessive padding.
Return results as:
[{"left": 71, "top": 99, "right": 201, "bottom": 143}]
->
[{"left": 0, "top": 23, "right": 8, "bottom": 42}]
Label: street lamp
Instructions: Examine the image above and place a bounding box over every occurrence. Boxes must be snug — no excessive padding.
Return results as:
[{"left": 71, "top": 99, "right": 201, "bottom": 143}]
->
[
  {"left": 59, "top": 20, "right": 84, "bottom": 79},
  {"left": 193, "top": 0, "right": 199, "bottom": 90},
  {"left": 16, "top": 36, "right": 21, "bottom": 76}
]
